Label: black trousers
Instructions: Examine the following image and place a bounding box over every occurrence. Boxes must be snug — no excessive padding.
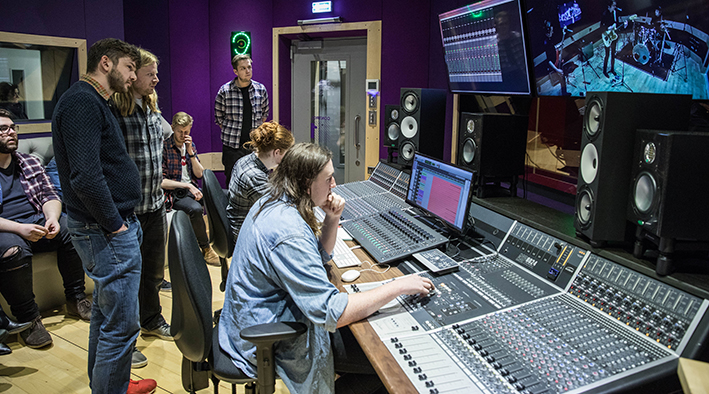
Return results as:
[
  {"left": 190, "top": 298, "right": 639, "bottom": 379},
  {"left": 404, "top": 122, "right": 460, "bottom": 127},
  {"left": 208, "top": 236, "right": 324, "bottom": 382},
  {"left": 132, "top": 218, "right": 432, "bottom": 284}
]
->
[
  {"left": 171, "top": 192, "right": 209, "bottom": 249},
  {"left": 0, "top": 214, "right": 86, "bottom": 322},
  {"left": 222, "top": 145, "right": 251, "bottom": 187},
  {"left": 136, "top": 208, "right": 166, "bottom": 329}
]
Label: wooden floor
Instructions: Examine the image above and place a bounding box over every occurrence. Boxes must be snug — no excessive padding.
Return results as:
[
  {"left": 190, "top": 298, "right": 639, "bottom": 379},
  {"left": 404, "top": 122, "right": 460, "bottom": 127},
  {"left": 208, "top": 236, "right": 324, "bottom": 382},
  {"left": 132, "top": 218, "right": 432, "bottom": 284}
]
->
[{"left": 0, "top": 264, "right": 291, "bottom": 394}]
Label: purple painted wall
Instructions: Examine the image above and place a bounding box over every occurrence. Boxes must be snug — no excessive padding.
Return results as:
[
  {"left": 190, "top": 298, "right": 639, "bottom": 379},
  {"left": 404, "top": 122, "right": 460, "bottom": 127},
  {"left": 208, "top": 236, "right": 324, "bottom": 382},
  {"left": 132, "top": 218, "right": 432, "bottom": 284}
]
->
[{"left": 3, "top": 0, "right": 125, "bottom": 44}]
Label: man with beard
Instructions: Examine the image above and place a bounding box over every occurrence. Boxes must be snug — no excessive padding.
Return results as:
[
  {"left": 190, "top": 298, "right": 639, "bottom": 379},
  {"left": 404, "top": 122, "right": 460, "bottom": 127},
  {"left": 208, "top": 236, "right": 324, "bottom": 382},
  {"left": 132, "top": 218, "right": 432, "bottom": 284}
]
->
[
  {"left": 52, "top": 38, "right": 157, "bottom": 394},
  {"left": 0, "top": 108, "right": 90, "bottom": 350},
  {"left": 111, "top": 48, "right": 172, "bottom": 369}
]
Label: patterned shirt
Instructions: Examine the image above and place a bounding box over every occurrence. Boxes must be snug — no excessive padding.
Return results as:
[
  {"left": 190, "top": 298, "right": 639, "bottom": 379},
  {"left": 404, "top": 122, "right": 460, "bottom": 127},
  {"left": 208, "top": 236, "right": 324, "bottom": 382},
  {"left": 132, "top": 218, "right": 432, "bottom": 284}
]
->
[
  {"left": 111, "top": 99, "right": 164, "bottom": 215},
  {"left": 214, "top": 79, "right": 269, "bottom": 149},
  {"left": 226, "top": 153, "right": 270, "bottom": 241},
  {"left": 1, "top": 152, "right": 60, "bottom": 214},
  {"left": 163, "top": 136, "right": 201, "bottom": 187},
  {"left": 219, "top": 196, "right": 345, "bottom": 394}
]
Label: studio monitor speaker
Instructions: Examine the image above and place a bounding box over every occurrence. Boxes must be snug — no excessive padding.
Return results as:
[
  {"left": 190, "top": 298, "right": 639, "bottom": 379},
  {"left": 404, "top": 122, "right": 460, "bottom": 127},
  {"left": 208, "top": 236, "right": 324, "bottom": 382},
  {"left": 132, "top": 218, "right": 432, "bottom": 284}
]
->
[
  {"left": 627, "top": 130, "right": 709, "bottom": 241},
  {"left": 574, "top": 92, "right": 691, "bottom": 245},
  {"left": 384, "top": 104, "right": 401, "bottom": 148},
  {"left": 457, "top": 112, "right": 528, "bottom": 178},
  {"left": 397, "top": 88, "right": 447, "bottom": 165}
]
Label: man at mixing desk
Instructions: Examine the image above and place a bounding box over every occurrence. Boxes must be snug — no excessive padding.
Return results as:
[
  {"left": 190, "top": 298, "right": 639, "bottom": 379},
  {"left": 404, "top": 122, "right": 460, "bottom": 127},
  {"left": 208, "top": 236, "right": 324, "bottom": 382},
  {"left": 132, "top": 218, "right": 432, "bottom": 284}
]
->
[{"left": 218, "top": 142, "right": 433, "bottom": 394}]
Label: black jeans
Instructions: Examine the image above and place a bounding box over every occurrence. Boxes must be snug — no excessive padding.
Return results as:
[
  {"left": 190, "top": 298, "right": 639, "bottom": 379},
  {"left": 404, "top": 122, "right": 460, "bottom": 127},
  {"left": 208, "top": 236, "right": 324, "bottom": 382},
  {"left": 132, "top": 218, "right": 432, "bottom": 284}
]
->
[
  {"left": 171, "top": 191, "right": 209, "bottom": 249},
  {"left": 0, "top": 214, "right": 86, "bottom": 322},
  {"left": 136, "top": 208, "right": 166, "bottom": 329},
  {"left": 222, "top": 145, "right": 251, "bottom": 187}
]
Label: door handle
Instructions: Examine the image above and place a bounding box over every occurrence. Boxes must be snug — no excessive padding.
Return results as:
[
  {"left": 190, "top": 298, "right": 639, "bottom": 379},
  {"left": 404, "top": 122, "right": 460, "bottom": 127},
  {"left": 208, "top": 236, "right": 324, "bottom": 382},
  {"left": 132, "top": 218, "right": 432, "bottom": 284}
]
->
[{"left": 354, "top": 115, "right": 361, "bottom": 165}]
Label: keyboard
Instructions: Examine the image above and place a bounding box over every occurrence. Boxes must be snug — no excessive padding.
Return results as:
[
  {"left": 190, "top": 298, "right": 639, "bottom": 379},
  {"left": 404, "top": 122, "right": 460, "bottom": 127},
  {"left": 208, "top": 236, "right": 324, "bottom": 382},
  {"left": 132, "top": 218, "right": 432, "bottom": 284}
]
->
[
  {"left": 332, "top": 237, "right": 362, "bottom": 268},
  {"left": 412, "top": 248, "right": 459, "bottom": 274}
]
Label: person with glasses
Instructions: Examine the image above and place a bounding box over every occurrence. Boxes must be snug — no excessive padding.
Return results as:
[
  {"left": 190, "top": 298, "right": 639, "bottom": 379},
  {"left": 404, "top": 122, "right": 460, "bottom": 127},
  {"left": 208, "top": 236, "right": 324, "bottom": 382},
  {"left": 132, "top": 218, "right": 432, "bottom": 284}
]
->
[{"left": 0, "top": 109, "right": 90, "bottom": 351}]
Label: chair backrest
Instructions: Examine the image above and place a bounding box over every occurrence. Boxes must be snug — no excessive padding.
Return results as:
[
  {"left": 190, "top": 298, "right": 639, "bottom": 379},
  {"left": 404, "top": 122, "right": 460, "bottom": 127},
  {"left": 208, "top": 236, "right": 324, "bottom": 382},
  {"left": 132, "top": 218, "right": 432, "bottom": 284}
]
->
[
  {"left": 169, "top": 211, "right": 213, "bottom": 362},
  {"left": 202, "top": 169, "right": 234, "bottom": 259}
]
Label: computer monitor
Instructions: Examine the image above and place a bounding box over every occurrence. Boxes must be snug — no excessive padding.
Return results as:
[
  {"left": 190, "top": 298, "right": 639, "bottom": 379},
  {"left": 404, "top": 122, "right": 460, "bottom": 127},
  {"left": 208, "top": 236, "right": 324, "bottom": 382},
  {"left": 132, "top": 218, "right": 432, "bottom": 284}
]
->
[
  {"left": 406, "top": 153, "right": 475, "bottom": 233},
  {"left": 439, "top": 0, "right": 532, "bottom": 95}
]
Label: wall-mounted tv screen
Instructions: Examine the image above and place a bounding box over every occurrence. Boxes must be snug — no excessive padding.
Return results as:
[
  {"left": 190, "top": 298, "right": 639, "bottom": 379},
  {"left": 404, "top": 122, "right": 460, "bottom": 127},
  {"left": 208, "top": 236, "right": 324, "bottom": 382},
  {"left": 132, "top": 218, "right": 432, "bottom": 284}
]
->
[
  {"left": 525, "top": 0, "right": 709, "bottom": 99},
  {"left": 439, "top": 0, "right": 532, "bottom": 95}
]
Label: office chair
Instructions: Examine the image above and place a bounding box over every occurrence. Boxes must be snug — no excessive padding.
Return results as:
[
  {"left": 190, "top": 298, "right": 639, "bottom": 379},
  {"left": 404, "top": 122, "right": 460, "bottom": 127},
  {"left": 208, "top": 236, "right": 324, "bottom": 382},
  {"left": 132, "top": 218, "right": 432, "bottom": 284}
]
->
[
  {"left": 201, "top": 169, "right": 234, "bottom": 292},
  {"left": 168, "top": 211, "right": 307, "bottom": 394}
]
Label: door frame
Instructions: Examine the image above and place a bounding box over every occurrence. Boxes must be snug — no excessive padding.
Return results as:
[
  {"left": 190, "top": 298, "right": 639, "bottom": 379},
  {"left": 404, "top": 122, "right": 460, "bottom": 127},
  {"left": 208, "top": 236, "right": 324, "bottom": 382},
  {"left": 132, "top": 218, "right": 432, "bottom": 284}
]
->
[{"left": 272, "top": 21, "right": 381, "bottom": 180}]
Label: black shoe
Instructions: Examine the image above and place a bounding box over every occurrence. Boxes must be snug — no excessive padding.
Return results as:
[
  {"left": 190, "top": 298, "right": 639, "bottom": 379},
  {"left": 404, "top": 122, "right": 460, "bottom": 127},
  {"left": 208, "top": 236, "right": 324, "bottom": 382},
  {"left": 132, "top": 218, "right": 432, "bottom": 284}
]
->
[
  {"left": 603, "top": 71, "right": 609, "bottom": 78},
  {"left": 2, "top": 317, "right": 32, "bottom": 335},
  {"left": 610, "top": 70, "right": 617, "bottom": 76},
  {"left": 159, "top": 279, "right": 172, "bottom": 292},
  {"left": 66, "top": 297, "right": 92, "bottom": 321},
  {"left": 0, "top": 342, "right": 11, "bottom": 356},
  {"left": 19, "top": 316, "right": 53, "bottom": 349}
]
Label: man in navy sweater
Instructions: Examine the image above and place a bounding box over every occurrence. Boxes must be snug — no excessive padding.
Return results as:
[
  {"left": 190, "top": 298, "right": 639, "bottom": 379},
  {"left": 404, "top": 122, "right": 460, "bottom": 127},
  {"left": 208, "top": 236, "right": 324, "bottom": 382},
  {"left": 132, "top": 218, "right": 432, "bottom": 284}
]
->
[{"left": 52, "top": 38, "right": 157, "bottom": 394}]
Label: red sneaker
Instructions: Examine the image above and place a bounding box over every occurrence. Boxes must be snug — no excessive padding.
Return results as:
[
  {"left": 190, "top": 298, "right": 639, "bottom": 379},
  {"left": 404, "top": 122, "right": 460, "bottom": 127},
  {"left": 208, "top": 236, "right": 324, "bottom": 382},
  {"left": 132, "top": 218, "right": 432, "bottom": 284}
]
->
[{"left": 126, "top": 379, "right": 157, "bottom": 394}]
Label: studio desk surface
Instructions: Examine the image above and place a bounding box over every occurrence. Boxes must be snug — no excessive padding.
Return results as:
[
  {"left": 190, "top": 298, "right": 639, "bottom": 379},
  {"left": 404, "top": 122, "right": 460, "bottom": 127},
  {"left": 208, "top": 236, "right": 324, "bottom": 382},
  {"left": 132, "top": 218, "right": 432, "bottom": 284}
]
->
[{"left": 328, "top": 196, "right": 709, "bottom": 394}]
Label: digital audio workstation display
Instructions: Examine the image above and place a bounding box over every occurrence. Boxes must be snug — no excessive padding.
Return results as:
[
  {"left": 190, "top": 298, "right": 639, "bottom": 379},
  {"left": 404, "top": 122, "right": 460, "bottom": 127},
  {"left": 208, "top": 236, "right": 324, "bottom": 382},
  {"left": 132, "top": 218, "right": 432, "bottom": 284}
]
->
[
  {"left": 525, "top": 0, "right": 709, "bottom": 98},
  {"left": 406, "top": 153, "right": 474, "bottom": 233},
  {"left": 439, "top": 0, "right": 532, "bottom": 95}
]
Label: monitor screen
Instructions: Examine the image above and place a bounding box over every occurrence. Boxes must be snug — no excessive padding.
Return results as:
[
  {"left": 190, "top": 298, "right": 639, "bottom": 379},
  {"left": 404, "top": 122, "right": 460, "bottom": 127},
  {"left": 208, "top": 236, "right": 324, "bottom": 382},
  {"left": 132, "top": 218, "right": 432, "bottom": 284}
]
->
[
  {"left": 525, "top": 0, "right": 709, "bottom": 99},
  {"left": 406, "top": 153, "right": 475, "bottom": 233},
  {"left": 439, "top": 0, "right": 532, "bottom": 95}
]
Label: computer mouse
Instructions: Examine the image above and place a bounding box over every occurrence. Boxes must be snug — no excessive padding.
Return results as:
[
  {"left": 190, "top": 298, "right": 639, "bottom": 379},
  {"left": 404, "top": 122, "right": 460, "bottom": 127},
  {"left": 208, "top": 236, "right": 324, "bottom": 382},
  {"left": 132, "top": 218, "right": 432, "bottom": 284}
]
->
[{"left": 341, "top": 270, "right": 361, "bottom": 282}]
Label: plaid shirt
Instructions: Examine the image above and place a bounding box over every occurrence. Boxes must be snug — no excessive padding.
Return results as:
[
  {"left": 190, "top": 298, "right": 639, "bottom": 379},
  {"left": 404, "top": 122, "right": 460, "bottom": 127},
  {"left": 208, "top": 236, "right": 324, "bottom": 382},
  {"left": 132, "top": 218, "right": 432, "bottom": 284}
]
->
[
  {"left": 214, "top": 79, "right": 269, "bottom": 149},
  {"left": 2, "top": 152, "right": 60, "bottom": 214},
  {"left": 163, "top": 136, "right": 201, "bottom": 187},
  {"left": 226, "top": 153, "right": 270, "bottom": 240},
  {"left": 111, "top": 100, "right": 164, "bottom": 214}
]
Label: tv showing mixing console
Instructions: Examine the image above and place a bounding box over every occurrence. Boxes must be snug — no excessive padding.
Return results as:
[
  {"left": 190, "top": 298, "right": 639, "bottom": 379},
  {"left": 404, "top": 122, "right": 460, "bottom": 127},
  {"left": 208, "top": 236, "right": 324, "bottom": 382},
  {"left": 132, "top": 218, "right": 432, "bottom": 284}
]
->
[{"left": 333, "top": 164, "right": 709, "bottom": 394}]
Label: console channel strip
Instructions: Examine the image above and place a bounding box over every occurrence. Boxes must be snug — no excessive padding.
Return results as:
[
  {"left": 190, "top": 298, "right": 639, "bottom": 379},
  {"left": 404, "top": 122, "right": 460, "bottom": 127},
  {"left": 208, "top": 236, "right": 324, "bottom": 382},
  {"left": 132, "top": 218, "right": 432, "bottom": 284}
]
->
[
  {"left": 569, "top": 254, "right": 707, "bottom": 352},
  {"left": 342, "top": 210, "right": 448, "bottom": 264},
  {"left": 391, "top": 171, "right": 410, "bottom": 200},
  {"left": 369, "top": 161, "right": 401, "bottom": 190},
  {"left": 340, "top": 193, "right": 411, "bottom": 222},
  {"left": 334, "top": 181, "right": 388, "bottom": 200},
  {"left": 499, "top": 222, "right": 585, "bottom": 289}
]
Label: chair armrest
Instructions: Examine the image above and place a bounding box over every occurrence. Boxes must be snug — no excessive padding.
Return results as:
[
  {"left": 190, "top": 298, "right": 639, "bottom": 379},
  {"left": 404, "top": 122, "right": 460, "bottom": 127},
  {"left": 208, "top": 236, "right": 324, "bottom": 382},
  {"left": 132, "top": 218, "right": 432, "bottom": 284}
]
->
[
  {"left": 240, "top": 321, "right": 307, "bottom": 344},
  {"left": 240, "top": 321, "right": 307, "bottom": 394}
]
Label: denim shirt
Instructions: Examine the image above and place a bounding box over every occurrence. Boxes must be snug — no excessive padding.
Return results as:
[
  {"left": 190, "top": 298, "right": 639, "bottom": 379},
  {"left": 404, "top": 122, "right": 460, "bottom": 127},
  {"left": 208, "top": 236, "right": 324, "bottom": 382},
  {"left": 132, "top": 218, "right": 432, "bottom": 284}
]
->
[{"left": 218, "top": 195, "right": 348, "bottom": 394}]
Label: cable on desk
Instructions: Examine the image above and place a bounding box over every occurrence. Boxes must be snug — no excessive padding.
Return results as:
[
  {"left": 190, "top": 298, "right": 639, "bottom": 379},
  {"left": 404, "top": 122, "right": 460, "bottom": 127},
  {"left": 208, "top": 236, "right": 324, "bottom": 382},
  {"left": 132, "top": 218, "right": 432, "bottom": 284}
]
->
[{"left": 358, "top": 260, "right": 391, "bottom": 275}]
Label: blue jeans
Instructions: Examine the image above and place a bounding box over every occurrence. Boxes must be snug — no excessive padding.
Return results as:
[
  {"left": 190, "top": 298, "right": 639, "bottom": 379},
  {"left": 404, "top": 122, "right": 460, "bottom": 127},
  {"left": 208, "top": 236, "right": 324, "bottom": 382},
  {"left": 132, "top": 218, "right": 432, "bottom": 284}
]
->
[{"left": 67, "top": 214, "right": 142, "bottom": 394}]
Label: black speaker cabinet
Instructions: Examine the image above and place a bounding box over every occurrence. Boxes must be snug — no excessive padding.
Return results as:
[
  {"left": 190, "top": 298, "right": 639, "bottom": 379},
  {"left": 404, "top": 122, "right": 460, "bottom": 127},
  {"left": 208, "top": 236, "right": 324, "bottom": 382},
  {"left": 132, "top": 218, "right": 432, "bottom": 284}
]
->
[
  {"left": 384, "top": 104, "right": 401, "bottom": 148},
  {"left": 457, "top": 112, "right": 528, "bottom": 177},
  {"left": 397, "top": 88, "right": 447, "bottom": 165},
  {"left": 628, "top": 130, "right": 709, "bottom": 239},
  {"left": 574, "top": 92, "right": 692, "bottom": 246}
]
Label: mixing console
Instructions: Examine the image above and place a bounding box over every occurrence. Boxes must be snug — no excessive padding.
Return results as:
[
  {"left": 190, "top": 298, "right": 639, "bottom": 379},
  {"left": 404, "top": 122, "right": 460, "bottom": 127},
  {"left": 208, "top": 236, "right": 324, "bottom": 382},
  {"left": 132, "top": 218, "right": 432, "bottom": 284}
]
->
[
  {"left": 369, "top": 162, "right": 401, "bottom": 191},
  {"left": 329, "top": 175, "right": 709, "bottom": 393},
  {"left": 342, "top": 210, "right": 448, "bottom": 264}
]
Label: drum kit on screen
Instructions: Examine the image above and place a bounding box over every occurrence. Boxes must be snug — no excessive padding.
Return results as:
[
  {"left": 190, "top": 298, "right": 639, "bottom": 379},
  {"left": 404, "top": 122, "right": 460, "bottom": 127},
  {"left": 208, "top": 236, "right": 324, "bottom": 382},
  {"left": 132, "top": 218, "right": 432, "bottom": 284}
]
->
[{"left": 631, "top": 19, "right": 671, "bottom": 66}]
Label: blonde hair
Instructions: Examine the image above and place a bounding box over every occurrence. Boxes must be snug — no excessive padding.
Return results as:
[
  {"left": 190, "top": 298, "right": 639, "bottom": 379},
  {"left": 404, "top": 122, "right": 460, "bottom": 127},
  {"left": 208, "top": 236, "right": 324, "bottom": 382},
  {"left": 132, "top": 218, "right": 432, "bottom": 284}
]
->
[
  {"left": 244, "top": 121, "right": 294, "bottom": 153},
  {"left": 112, "top": 48, "right": 160, "bottom": 116},
  {"left": 171, "top": 112, "right": 193, "bottom": 128}
]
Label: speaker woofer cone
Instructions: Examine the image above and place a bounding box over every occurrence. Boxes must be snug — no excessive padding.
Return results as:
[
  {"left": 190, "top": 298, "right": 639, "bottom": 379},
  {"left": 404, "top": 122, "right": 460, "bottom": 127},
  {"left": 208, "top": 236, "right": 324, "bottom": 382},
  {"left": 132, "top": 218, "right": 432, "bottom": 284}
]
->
[
  {"left": 387, "top": 123, "right": 400, "bottom": 142},
  {"left": 400, "top": 141, "right": 415, "bottom": 161},
  {"left": 580, "top": 143, "right": 599, "bottom": 185},
  {"left": 633, "top": 172, "right": 656, "bottom": 214},
  {"left": 400, "top": 116, "right": 418, "bottom": 139},
  {"left": 401, "top": 91, "right": 419, "bottom": 114},
  {"left": 585, "top": 99, "right": 603, "bottom": 138},
  {"left": 576, "top": 189, "right": 594, "bottom": 225},
  {"left": 462, "top": 138, "right": 477, "bottom": 164}
]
